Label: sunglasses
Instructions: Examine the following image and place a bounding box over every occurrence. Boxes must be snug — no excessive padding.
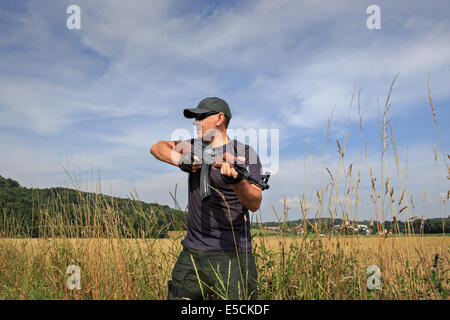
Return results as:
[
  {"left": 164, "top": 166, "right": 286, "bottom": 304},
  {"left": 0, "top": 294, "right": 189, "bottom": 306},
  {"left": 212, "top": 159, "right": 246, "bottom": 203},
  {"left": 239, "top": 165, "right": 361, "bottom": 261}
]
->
[{"left": 194, "top": 111, "right": 219, "bottom": 121}]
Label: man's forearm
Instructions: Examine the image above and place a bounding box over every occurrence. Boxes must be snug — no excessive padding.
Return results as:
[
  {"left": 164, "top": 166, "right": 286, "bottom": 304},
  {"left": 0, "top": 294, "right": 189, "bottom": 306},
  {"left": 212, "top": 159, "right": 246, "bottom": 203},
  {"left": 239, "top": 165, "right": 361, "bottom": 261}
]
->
[
  {"left": 231, "top": 180, "right": 262, "bottom": 212},
  {"left": 150, "top": 141, "right": 181, "bottom": 166}
]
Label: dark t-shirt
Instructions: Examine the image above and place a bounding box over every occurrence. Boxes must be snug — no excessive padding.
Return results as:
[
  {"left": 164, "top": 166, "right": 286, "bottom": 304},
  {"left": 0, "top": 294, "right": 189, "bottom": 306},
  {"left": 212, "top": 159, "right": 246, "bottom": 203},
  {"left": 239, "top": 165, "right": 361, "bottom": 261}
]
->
[{"left": 174, "top": 138, "right": 263, "bottom": 253}]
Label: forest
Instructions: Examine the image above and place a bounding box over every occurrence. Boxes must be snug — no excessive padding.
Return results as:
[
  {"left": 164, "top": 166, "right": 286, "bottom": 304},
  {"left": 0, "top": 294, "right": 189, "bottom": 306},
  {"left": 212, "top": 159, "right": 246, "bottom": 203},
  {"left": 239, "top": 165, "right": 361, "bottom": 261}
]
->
[{"left": 0, "top": 175, "right": 187, "bottom": 237}]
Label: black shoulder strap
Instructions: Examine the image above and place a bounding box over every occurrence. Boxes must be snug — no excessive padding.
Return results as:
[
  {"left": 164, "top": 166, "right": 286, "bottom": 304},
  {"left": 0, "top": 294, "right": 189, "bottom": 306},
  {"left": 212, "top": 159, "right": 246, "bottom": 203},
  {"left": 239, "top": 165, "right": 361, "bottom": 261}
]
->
[
  {"left": 230, "top": 138, "right": 249, "bottom": 165},
  {"left": 233, "top": 137, "right": 238, "bottom": 154}
]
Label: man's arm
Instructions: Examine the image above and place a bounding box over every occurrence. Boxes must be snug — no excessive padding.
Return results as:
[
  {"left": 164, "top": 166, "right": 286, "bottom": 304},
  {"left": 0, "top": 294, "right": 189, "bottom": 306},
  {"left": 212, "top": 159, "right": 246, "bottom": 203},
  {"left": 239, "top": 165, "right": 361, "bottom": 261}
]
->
[
  {"left": 231, "top": 180, "right": 262, "bottom": 212},
  {"left": 220, "top": 163, "right": 262, "bottom": 212},
  {"left": 150, "top": 141, "right": 180, "bottom": 166},
  {"left": 150, "top": 140, "right": 201, "bottom": 172}
]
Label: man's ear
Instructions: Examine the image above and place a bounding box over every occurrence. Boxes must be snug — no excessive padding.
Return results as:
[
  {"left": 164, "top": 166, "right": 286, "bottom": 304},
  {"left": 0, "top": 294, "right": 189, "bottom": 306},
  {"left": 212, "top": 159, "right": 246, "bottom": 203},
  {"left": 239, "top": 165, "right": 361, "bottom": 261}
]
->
[{"left": 216, "top": 113, "right": 225, "bottom": 127}]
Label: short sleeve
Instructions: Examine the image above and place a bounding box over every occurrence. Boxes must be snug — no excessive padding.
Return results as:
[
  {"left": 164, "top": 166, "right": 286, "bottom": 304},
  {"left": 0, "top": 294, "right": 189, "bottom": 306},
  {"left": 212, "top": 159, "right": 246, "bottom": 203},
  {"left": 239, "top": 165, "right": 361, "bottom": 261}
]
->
[{"left": 174, "top": 138, "right": 194, "bottom": 147}]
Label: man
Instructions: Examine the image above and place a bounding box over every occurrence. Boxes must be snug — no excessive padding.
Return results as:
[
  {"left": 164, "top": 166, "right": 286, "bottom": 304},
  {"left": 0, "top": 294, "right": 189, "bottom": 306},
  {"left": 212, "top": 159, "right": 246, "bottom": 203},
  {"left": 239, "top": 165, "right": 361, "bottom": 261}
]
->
[{"left": 150, "top": 97, "right": 264, "bottom": 300}]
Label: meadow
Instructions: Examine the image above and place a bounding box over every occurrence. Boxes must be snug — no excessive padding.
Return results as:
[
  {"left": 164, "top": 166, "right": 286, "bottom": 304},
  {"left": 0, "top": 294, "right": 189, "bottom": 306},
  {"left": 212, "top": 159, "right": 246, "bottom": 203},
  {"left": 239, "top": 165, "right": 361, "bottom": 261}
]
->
[
  {"left": 0, "top": 235, "right": 448, "bottom": 299},
  {"left": 0, "top": 76, "right": 448, "bottom": 300}
]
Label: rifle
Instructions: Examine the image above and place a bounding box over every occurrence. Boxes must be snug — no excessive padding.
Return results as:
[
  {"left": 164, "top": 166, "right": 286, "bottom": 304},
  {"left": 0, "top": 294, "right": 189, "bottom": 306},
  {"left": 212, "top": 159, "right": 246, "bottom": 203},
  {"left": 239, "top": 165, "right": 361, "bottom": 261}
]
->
[{"left": 175, "top": 139, "right": 270, "bottom": 201}]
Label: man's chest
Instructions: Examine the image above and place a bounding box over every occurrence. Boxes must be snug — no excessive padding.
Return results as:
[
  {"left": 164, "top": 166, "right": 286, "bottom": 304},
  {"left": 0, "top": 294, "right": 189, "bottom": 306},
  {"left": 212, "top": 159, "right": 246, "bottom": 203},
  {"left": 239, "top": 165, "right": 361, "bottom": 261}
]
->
[{"left": 189, "top": 166, "right": 232, "bottom": 192}]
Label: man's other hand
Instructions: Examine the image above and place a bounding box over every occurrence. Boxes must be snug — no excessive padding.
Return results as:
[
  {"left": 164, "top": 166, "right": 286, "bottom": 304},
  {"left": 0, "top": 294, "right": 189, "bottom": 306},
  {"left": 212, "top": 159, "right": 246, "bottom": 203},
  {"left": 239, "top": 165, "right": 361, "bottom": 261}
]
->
[{"left": 220, "top": 156, "right": 245, "bottom": 184}]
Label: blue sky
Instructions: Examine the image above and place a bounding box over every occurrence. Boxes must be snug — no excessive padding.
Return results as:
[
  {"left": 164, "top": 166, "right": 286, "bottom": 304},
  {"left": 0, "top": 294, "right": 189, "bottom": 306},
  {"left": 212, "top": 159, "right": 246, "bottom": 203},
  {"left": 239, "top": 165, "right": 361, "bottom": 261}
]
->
[{"left": 0, "top": 0, "right": 448, "bottom": 222}]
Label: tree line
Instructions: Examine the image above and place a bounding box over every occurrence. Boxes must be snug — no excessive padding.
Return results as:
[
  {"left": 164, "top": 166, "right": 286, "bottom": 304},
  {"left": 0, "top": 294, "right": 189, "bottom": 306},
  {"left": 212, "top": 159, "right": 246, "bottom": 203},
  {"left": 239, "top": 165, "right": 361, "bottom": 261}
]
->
[
  {"left": 0, "top": 175, "right": 187, "bottom": 238},
  {"left": 252, "top": 216, "right": 449, "bottom": 235}
]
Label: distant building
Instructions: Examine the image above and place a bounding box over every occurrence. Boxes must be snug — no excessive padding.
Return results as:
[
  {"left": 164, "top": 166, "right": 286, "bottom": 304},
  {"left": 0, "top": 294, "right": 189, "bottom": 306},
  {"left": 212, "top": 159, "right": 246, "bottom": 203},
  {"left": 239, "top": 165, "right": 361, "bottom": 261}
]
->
[
  {"left": 334, "top": 222, "right": 371, "bottom": 234},
  {"left": 295, "top": 226, "right": 305, "bottom": 235},
  {"left": 264, "top": 226, "right": 281, "bottom": 233}
]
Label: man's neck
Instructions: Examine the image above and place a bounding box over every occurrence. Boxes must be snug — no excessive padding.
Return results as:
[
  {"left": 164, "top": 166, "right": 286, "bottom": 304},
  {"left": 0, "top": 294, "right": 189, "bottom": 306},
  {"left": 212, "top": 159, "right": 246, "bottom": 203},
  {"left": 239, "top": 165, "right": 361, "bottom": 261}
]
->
[{"left": 205, "top": 133, "right": 229, "bottom": 148}]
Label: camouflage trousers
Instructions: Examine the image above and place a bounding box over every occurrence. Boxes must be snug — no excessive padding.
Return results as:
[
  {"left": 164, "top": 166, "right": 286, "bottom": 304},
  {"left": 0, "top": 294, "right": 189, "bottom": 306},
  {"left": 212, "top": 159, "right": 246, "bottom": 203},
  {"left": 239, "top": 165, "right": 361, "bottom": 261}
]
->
[{"left": 167, "top": 244, "right": 258, "bottom": 300}]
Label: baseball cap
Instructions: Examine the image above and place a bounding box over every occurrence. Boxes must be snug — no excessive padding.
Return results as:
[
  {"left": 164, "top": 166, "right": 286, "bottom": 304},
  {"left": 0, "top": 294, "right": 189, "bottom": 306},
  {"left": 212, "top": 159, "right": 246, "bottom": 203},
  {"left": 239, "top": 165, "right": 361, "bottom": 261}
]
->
[{"left": 183, "top": 97, "right": 232, "bottom": 119}]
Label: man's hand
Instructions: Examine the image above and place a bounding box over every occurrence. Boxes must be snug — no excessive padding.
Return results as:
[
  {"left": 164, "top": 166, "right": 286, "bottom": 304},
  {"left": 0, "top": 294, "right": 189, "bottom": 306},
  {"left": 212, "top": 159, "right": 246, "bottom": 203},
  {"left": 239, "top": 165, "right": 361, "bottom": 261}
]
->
[
  {"left": 178, "top": 153, "right": 201, "bottom": 173},
  {"left": 220, "top": 156, "right": 245, "bottom": 184},
  {"left": 220, "top": 157, "right": 262, "bottom": 212}
]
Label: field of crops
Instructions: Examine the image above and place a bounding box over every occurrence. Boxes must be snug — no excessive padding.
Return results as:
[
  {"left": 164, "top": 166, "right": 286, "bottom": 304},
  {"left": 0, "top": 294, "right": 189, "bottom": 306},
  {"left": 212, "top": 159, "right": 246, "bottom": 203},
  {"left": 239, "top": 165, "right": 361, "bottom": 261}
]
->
[{"left": 0, "top": 235, "right": 448, "bottom": 300}]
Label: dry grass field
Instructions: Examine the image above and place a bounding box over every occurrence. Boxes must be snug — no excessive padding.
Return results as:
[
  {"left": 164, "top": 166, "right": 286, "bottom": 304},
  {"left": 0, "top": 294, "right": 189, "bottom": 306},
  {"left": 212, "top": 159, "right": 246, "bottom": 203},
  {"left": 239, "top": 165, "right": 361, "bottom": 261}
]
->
[{"left": 0, "top": 235, "right": 448, "bottom": 300}]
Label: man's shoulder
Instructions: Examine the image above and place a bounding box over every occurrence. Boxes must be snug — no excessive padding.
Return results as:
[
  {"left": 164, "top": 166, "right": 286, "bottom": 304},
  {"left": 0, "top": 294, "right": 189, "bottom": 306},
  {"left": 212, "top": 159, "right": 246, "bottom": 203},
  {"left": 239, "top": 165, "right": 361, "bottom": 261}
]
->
[
  {"left": 174, "top": 138, "right": 195, "bottom": 145},
  {"left": 229, "top": 139, "right": 260, "bottom": 166},
  {"left": 230, "top": 139, "right": 256, "bottom": 151}
]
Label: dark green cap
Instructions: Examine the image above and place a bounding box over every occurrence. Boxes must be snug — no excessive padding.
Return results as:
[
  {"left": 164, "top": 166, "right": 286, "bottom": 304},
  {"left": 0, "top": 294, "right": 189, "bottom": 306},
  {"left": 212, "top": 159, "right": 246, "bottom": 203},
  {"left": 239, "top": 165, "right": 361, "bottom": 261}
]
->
[{"left": 183, "top": 97, "right": 232, "bottom": 119}]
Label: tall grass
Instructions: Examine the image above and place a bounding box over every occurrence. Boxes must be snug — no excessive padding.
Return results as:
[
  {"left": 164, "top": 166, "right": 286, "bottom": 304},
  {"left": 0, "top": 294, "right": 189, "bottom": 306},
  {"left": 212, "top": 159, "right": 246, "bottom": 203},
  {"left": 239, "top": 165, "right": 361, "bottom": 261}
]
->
[
  {"left": 252, "top": 75, "right": 448, "bottom": 300},
  {"left": 0, "top": 77, "right": 448, "bottom": 300}
]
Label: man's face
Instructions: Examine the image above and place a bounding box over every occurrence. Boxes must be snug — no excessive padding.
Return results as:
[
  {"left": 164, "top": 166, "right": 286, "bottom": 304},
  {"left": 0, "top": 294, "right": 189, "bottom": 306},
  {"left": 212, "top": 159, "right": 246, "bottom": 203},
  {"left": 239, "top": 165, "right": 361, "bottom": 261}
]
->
[{"left": 193, "top": 113, "right": 223, "bottom": 141}]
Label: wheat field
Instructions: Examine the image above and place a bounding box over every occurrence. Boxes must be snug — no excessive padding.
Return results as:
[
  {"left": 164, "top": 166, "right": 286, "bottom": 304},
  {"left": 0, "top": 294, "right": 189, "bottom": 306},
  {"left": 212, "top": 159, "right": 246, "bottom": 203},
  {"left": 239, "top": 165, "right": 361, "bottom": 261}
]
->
[{"left": 0, "top": 235, "right": 448, "bottom": 300}]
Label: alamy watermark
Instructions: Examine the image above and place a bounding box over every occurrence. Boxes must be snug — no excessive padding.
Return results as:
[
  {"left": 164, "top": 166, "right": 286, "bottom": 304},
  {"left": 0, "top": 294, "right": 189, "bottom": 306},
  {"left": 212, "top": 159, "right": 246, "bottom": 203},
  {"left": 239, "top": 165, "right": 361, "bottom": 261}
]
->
[
  {"left": 66, "top": 5, "right": 81, "bottom": 30},
  {"left": 171, "top": 127, "right": 279, "bottom": 175},
  {"left": 66, "top": 265, "right": 81, "bottom": 290},
  {"left": 366, "top": 265, "right": 382, "bottom": 290},
  {"left": 366, "top": 5, "right": 381, "bottom": 30}
]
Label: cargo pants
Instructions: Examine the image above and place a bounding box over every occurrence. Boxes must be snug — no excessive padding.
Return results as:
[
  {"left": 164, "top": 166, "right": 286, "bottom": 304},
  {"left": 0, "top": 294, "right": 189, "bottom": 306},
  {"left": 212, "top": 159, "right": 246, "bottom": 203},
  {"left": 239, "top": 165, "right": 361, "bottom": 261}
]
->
[{"left": 167, "top": 244, "right": 258, "bottom": 300}]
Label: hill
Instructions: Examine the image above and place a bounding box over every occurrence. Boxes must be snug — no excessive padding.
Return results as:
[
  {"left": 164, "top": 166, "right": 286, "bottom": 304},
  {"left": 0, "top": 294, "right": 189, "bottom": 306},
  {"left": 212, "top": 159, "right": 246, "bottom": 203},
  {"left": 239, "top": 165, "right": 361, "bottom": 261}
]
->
[{"left": 0, "top": 175, "right": 187, "bottom": 238}]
